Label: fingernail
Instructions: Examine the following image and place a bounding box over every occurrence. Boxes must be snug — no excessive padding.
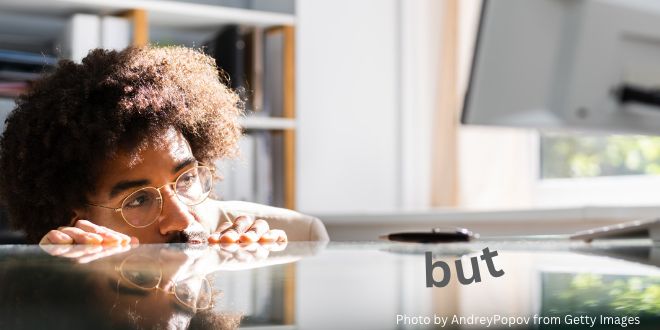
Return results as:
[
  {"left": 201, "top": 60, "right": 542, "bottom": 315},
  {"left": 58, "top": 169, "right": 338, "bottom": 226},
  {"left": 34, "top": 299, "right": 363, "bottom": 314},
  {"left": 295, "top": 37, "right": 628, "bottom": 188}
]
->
[
  {"left": 101, "top": 233, "right": 121, "bottom": 244},
  {"left": 220, "top": 230, "right": 239, "bottom": 243},
  {"left": 208, "top": 233, "right": 222, "bottom": 243},
  {"left": 259, "top": 232, "right": 275, "bottom": 243},
  {"left": 87, "top": 233, "right": 104, "bottom": 244},
  {"left": 120, "top": 235, "right": 132, "bottom": 245},
  {"left": 240, "top": 231, "right": 258, "bottom": 243},
  {"left": 54, "top": 231, "right": 73, "bottom": 244}
]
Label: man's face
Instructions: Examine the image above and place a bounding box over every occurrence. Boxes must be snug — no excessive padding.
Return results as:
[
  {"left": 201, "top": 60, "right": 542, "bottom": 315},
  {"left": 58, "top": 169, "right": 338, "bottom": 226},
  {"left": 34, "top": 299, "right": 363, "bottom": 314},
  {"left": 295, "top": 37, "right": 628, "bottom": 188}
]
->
[{"left": 82, "top": 128, "right": 212, "bottom": 244}]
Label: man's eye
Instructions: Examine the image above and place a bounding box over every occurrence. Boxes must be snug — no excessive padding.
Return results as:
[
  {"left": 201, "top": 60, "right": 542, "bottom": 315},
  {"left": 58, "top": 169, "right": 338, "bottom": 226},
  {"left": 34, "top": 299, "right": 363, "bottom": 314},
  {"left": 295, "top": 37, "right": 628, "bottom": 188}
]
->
[
  {"left": 179, "top": 173, "right": 198, "bottom": 187},
  {"left": 124, "top": 192, "right": 153, "bottom": 208}
]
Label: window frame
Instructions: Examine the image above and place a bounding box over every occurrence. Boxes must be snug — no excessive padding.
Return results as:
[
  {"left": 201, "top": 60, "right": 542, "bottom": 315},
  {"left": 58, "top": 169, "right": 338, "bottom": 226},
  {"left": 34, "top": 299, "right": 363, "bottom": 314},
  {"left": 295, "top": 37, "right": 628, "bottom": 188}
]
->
[{"left": 533, "top": 132, "right": 660, "bottom": 208}]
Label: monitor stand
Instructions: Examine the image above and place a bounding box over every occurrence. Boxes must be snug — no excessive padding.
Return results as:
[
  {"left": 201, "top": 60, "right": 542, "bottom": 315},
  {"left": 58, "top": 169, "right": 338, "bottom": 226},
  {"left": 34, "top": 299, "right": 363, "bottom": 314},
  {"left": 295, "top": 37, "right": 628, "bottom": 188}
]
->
[{"left": 571, "top": 218, "right": 660, "bottom": 244}]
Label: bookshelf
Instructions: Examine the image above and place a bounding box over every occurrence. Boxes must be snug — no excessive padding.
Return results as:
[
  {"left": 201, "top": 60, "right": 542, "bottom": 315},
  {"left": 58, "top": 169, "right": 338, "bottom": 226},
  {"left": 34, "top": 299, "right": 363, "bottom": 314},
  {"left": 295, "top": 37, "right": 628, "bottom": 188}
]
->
[
  {"left": 0, "top": 0, "right": 295, "bottom": 28},
  {"left": 0, "top": 0, "right": 298, "bottom": 210}
]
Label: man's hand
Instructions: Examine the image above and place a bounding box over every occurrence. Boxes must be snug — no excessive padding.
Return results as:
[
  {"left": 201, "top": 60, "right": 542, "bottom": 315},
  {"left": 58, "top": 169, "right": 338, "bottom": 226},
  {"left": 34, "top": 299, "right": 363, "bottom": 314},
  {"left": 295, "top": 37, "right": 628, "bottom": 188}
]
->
[
  {"left": 208, "top": 215, "right": 287, "bottom": 244},
  {"left": 39, "top": 244, "right": 133, "bottom": 264},
  {"left": 39, "top": 220, "right": 135, "bottom": 245}
]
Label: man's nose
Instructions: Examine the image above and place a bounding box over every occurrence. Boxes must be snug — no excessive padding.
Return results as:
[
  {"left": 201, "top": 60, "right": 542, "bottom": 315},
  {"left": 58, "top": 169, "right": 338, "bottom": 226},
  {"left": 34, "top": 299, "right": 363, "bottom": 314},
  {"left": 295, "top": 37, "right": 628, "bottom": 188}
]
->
[{"left": 157, "top": 187, "right": 197, "bottom": 236}]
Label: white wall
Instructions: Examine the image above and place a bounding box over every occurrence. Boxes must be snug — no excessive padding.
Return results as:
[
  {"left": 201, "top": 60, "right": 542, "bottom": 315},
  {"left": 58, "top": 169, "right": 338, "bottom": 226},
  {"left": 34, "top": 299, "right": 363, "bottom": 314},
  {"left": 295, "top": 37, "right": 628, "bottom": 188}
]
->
[
  {"left": 296, "top": 0, "right": 400, "bottom": 213},
  {"left": 296, "top": 0, "right": 443, "bottom": 214}
]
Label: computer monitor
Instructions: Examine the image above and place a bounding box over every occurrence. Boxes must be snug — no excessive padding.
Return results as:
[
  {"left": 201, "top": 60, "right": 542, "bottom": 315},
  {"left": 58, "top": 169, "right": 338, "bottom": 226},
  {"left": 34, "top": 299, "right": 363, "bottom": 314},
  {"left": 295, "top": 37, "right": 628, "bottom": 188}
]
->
[{"left": 462, "top": 0, "right": 660, "bottom": 135}]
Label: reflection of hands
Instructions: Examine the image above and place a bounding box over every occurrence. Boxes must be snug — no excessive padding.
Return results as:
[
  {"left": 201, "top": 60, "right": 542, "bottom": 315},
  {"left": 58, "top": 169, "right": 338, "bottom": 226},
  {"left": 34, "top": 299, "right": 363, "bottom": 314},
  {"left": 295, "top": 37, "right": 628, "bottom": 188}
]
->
[
  {"left": 208, "top": 215, "right": 287, "bottom": 244},
  {"left": 40, "top": 244, "right": 133, "bottom": 264},
  {"left": 39, "top": 220, "right": 135, "bottom": 245},
  {"left": 201, "top": 242, "right": 291, "bottom": 272},
  {"left": 216, "top": 242, "right": 287, "bottom": 263}
]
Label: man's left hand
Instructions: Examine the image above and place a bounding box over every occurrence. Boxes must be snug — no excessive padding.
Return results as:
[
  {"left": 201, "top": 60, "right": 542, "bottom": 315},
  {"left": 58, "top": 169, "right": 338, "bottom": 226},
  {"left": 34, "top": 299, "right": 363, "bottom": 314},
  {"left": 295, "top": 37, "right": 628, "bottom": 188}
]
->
[{"left": 208, "top": 215, "right": 287, "bottom": 244}]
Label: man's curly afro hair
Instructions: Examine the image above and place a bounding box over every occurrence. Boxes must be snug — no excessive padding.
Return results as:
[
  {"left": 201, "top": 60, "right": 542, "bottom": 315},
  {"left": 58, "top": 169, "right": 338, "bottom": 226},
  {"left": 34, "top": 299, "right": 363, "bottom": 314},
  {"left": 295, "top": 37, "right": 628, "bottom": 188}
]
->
[{"left": 0, "top": 46, "right": 244, "bottom": 243}]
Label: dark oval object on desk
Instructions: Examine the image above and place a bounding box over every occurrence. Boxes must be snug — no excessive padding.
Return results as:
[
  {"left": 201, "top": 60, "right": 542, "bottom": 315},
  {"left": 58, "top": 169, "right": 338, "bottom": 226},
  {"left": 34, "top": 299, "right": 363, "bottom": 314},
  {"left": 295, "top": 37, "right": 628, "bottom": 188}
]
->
[{"left": 381, "top": 227, "right": 478, "bottom": 243}]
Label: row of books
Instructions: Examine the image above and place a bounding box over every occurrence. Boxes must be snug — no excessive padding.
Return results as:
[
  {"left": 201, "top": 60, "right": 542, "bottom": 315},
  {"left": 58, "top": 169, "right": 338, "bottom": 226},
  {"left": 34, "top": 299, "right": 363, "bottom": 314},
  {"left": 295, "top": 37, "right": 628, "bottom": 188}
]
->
[
  {"left": 0, "top": 13, "right": 128, "bottom": 98},
  {"left": 214, "top": 132, "right": 285, "bottom": 206},
  {"left": 1, "top": 13, "right": 286, "bottom": 118},
  {"left": 58, "top": 14, "right": 132, "bottom": 63},
  {"left": 0, "top": 49, "right": 56, "bottom": 98},
  {"left": 0, "top": 13, "right": 289, "bottom": 207},
  {"left": 204, "top": 25, "right": 285, "bottom": 117},
  {"left": 203, "top": 25, "right": 287, "bottom": 205}
]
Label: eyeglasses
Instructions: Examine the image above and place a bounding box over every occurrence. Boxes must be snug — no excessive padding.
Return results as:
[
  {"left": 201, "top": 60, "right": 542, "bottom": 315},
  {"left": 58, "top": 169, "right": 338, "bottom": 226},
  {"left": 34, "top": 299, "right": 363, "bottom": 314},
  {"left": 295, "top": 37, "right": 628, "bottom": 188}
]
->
[
  {"left": 117, "top": 253, "right": 212, "bottom": 311},
  {"left": 88, "top": 165, "right": 214, "bottom": 228}
]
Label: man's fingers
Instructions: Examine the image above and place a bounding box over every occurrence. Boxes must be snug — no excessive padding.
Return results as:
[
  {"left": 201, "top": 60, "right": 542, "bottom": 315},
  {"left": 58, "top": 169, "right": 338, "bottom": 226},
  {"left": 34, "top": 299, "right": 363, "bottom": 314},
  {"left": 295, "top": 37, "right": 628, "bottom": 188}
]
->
[
  {"left": 75, "top": 245, "right": 132, "bottom": 264},
  {"left": 74, "top": 220, "right": 131, "bottom": 245},
  {"left": 208, "top": 216, "right": 254, "bottom": 243},
  {"left": 58, "top": 227, "right": 104, "bottom": 244},
  {"left": 243, "top": 243, "right": 270, "bottom": 260},
  {"left": 216, "top": 221, "right": 233, "bottom": 233},
  {"left": 240, "top": 219, "right": 269, "bottom": 243},
  {"left": 40, "top": 229, "right": 74, "bottom": 245},
  {"left": 261, "top": 241, "right": 288, "bottom": 252},
  {"left": 40, "top": 220, "right": 133, "bottom": 246},
  {"left": 215, "top": 229, "right": 240, "bottom": 244},
  {"left": 258, "top": 229, "right": 288, "bottom": 243},
  {"left": 207, "top": 222, "right": 234, "bottom": 243},
  {"left": 40, "top": 243, "right": 73, "bottom": 256},
  {"left": 230, "top": 215, "right": 254, "bottom": 234},
  {"left": 208, "top": 217, "right": 286, "bottom": 245},
  {"left": 59, "top": 245, "right": 104, "bottom": 259}
]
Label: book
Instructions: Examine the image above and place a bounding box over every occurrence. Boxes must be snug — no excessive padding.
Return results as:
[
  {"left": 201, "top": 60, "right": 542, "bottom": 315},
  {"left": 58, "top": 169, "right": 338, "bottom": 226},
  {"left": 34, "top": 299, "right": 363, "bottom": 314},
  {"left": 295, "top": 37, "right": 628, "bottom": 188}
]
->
[
  {"left": 101, "top": 16, "right": 131, "bottom": 51},
  {"left": 263, "top": 28, "right": 284, "bottom": 117},
  {"left": 0, "top": 49, "right": 57, "bottom": 82},
  {"left": 253, "top": 132, "right": 273, "bottom": 205},
  {"left": 204, "top": 25, "right": 250, "bottom": 107},
  {"left": 214, "top": 158, "right": 235, "bottom": 201},
  {"left": 58, "top": 14, "right": 101, "bottom": 63},
  {"left": 0, "top": 49, "right": 56, "bottom": 97},
  {"left": 245, "top": 27, "right": 264, "bottom": 113},
  {"left": 270, "top": 132, "right": 285, "bottom": 207},
  {"left": 0, "top": 81, "right": 29, "bottom": 97}
]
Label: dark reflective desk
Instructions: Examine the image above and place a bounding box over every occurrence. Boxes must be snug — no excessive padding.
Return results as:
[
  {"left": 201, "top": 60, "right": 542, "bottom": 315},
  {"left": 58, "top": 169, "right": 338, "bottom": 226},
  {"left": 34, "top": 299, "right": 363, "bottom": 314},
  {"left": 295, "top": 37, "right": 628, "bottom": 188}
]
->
[{"left": 0, "top": 239, "right": 659, "bottom": 330}]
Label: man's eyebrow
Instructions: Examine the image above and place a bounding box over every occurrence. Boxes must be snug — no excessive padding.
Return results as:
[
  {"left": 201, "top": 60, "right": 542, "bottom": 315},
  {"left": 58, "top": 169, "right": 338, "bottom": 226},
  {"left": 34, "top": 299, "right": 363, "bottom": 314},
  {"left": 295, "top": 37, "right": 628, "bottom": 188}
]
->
[
  {"left": 109, "top": 179, "right": 150, "bottom": 199},
  {"left": 173, "top": 157, "right": 197, "bottom": 174}
]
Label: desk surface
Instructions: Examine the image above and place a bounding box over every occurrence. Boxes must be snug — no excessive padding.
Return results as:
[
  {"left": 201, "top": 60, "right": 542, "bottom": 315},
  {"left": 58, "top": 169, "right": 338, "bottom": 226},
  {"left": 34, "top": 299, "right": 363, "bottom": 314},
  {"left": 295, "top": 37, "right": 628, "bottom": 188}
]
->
[{"left": 0, "top": 239, "right": 659, "bottom": 329}]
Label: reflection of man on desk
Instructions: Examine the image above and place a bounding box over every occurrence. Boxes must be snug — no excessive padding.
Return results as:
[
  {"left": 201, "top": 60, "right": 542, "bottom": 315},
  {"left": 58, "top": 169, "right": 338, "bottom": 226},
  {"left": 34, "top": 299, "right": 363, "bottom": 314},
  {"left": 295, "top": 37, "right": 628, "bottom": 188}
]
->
[
  {"left": 0, "top": 243, "right": 296, "bottom": 329},
  {"left": 0, "top": 46, "right": 327, "bottom": 245}
]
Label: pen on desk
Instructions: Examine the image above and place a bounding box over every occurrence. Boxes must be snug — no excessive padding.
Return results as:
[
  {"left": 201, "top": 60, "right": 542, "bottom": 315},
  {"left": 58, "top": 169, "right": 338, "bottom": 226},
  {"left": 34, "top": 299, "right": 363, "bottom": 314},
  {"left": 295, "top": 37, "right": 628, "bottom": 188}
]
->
[{"left": 380, "top": 227, "right": 478, "bottom": 243}]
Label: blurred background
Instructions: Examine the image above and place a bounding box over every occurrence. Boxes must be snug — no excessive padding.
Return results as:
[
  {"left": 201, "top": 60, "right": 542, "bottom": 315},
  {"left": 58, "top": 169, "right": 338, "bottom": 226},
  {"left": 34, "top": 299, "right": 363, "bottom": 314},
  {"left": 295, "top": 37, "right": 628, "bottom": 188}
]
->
[
  {"left": 1, "top": 0, "right": 660, "bottom": 241},
  {"left": 2, "top": 2, "right": 660, "bottom": 328}
]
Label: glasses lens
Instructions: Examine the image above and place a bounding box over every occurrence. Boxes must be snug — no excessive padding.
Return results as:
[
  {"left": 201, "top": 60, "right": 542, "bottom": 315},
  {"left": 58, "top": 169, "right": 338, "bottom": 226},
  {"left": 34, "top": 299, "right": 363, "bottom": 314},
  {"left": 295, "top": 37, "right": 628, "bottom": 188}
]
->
[
  {"left": 174, "top": 277, "right": 212, "bottom": 310},
  {"left": 175, "top": 166, "right": 213, "bottom": 205},
  {"left": 121, "top": 188, "right": 162, "bottom": 227},
  {"left": 120, "top": 254, "right": 161, "bottom": 289}
]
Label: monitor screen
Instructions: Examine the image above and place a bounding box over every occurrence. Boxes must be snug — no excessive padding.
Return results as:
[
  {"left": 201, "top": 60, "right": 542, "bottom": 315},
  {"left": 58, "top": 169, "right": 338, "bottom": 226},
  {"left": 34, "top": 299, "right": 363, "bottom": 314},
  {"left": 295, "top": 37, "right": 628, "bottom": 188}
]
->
[{"left": 462, "top": 0, "right": 660, "bottom": 135}]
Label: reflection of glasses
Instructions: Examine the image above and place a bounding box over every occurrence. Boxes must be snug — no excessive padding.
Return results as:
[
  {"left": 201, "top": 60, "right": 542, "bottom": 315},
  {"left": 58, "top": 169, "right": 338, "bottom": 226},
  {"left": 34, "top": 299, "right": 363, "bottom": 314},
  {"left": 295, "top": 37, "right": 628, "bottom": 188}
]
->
[
  {"left": 88, "top": 165, "right": 214, "bottom": 228},
  {"left": 117, "top": 254, "right": 212, "bottom": 311}
]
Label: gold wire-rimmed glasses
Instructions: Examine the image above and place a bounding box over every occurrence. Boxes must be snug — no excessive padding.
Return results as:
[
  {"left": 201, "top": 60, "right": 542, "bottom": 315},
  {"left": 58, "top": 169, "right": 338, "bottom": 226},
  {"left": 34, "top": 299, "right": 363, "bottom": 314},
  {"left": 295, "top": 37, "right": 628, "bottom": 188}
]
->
[
  {"left": 117, "top": 253, "right": 213, "bottom": 311},
  {"left": 87, "top": 165, "right": 214, "bottom": 228}
]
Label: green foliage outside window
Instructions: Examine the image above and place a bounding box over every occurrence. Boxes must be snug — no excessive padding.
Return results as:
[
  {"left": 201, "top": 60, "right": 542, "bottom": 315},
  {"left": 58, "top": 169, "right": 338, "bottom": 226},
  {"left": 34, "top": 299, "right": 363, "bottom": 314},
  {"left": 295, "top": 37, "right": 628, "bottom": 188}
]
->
[
  {"left": 541, "top": 135, "right": 660, "bottom": 178},
  {"left": 541, "top": 273, "right": 660, "bottom": 317}
]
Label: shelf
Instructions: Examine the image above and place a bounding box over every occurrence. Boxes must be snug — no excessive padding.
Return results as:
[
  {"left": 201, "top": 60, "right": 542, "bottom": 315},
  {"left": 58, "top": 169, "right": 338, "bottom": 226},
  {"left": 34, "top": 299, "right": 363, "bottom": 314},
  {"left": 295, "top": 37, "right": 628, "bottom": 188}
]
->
[
  {"left": 0, "top": 0, "right": 295, "bottom": 29},
  {"left": 241, "top": 116, "right": 296, "bottom": 130}
]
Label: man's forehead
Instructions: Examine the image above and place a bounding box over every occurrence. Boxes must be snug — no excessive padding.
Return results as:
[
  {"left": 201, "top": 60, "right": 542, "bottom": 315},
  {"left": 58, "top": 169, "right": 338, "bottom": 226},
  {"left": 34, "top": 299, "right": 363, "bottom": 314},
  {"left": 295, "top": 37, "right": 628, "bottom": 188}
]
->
[{"left": 119, "top": 129, "right": 193, "bottom": 169}]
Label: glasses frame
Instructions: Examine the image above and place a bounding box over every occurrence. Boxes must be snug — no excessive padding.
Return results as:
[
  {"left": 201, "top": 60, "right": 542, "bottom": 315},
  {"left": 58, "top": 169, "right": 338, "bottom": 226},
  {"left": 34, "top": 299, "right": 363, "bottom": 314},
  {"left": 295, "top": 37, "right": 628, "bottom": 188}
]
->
[
  {"left": 87, "top": 165, "right": 214, "bottom": 228},
  {"left": 116, "top": 254, "right": 213, "bottom": 312}
]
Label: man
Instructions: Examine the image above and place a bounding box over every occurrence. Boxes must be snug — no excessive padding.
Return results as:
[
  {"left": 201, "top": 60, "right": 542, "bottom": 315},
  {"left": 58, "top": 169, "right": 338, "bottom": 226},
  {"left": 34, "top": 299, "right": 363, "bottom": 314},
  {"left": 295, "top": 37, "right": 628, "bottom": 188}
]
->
[{"left": 0, "top": 46, "right": 293, "bottom": 245}]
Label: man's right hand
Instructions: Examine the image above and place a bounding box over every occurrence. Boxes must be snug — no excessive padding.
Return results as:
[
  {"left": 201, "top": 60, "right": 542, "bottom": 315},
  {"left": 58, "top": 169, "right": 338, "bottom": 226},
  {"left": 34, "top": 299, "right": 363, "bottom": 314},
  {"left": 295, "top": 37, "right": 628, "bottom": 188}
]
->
[{"left": 39, "top": 220, "right": 135, "bottom": 245}]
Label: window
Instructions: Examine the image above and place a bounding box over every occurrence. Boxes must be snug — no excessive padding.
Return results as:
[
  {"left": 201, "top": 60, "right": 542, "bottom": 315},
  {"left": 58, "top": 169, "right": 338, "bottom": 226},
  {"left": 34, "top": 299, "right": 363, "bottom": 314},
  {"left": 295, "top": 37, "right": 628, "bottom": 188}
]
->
[{"left": 541, "top": 134, "right": 660, "bottom": 179}]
